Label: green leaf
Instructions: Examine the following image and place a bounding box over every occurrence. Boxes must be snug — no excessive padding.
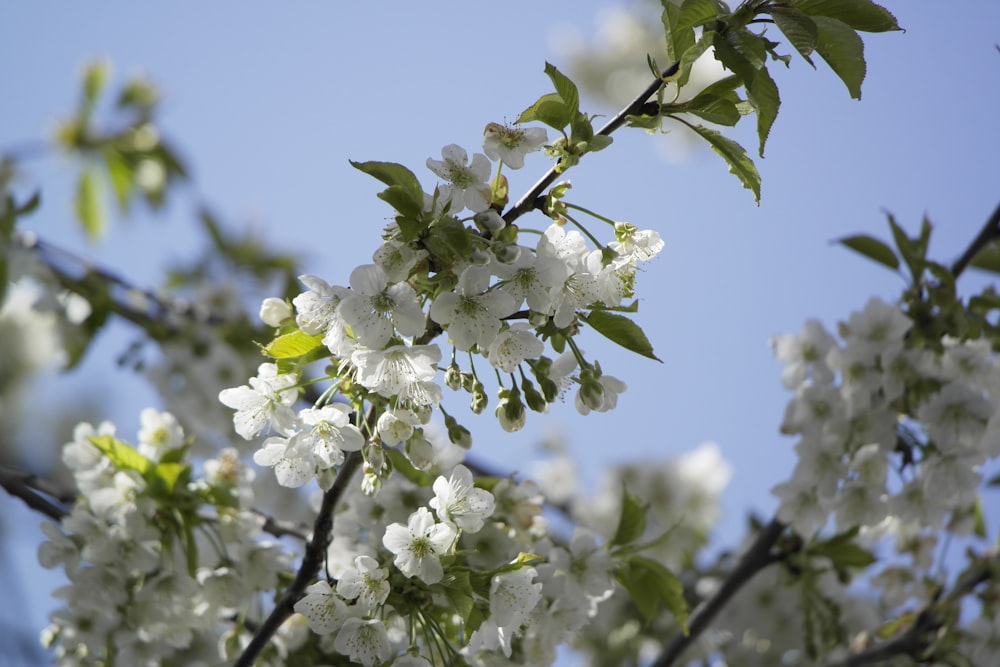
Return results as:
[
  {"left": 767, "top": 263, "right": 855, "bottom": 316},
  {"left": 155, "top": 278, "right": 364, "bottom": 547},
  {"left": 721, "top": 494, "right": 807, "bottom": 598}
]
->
[
  {"left": 263, "top": 330, "right": 325, "bottom": 359},
  {"left": 385, "top": 448, "right": 434, "bottom": 487},
  {"left": 789, "top": 0, "right": 900, "bottom": 33},
  {"left": 770, "top": 7, "right": 818, "bottom": 65},
  {"left": 676, "top": 0, "right": 719, "bottom": 31},
  {"left": 350, "top": 160, "right": 424, "bottom": 214},
  {"left": 669, "top": 93, "right": 740, "bottom": 126},
  {"left": 809, "top": 528, "right": 877, "bottom": 568},
  {"left": 727, "top": 30, "right": 768, "bottom": 70},
  {"left": 424, "top": 216, "right": 472, "bottom": 265},
  {"left": 661, "top": 1, "right": 696, "bottom": 77},
  {"left": 103, "top": 148, "right": 135, "bottom": 212},
  {"left": 88, "top": 435, "right": 153, "bottom": 475},
  {"left": 544, "top": 62, "right": 580, "bottom": 118},
  {"left": 75, "top": 165, "right": 106, "bottom": 240},
  {"left": 378, "top": 185, "right": 422, "bottom": 218},
  {"left": 676, "top": 30, "right": 716, "bottom": 88},
  {"left": 516, "top": 92, "right": 573, "bottom": 132},
  {"left": 617, "top": 556, "right": 689, "bottom": 631},
  {"left": 970, "top": 240, "right": 1000, "bottom": 275},
  {"left": 837, "top": 234, "right": 900, "bottom": 270},
  {"left": 746, "top": 66, "right": 780, "bottom": 156},
  {"left": 686, "top": 123, "right": 761, "bottom": 203},
  {"left": 611, "top": 486, "right": 648, "bottom": 547},
  {"left": 82, "top": 60, "right": 110, "bottom": 107},
  {"left": 581, "top": 310, "right": 661, "bottom": 362},
  {"left": 148, "top": 461, "right": 191, "bottom": 497},
  {"left": 812, "top": 16, "right": 866, "bottom": 99}
]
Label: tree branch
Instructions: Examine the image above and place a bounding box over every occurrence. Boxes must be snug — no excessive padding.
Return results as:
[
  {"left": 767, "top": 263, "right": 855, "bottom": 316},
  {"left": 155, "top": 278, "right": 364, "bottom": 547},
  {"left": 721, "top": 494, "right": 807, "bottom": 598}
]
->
[
  {"left": 950, "top": 200, "right": 1000, "bottom": 278},
  {"left": 0, "top": 464, "right": 72, "bottom": 521},
  {"left": 233, "top": 447, "right": 363, "bottom": 667},
  {"left": 651, "top": 518, "right": 788, "bottom": 667},
  {"left": 834, "top": 549, "right": 999, "bottom": 667},
  {"left": 502, "top": 59, "right": 681, "bottom": 226}
]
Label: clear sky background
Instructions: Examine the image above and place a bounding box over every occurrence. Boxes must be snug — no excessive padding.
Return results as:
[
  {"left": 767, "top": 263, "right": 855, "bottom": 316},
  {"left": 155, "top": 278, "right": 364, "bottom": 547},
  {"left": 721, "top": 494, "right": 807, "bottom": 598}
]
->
[{"left": 2, "top": 1, "right": 999, "bottom": 663}]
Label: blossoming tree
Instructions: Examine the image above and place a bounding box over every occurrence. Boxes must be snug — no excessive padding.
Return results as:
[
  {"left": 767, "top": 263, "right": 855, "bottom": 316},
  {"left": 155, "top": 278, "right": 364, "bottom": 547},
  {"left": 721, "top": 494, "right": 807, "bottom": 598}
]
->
[{"left": 2, "top": 1, "right": 1000, "bottom": 666}]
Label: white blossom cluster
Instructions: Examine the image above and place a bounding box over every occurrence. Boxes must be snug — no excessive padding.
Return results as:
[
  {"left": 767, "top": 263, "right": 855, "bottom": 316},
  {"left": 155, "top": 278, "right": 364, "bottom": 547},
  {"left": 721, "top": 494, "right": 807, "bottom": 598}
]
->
[
  {"left": 37, "top": 407, "right": 632, "bottom": 665},
  {"left": 38, "top": 410, "right": 296, "bottom": 666},
  {"left": 771, "top": 297, "right": 1000, "bottom": 537},
  {"left": 219, "top": 126, "right": 663, "bottom": 493},
  {"left": 771, "top": 297, "right": 1000, "bottom": 617}
]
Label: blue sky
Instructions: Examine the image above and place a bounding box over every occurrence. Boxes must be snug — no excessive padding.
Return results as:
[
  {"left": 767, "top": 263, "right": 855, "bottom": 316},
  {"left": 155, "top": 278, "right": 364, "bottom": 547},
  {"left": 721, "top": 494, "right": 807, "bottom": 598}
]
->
[{"left": 2, "top": 1, "right": 999, "bottom": 662}]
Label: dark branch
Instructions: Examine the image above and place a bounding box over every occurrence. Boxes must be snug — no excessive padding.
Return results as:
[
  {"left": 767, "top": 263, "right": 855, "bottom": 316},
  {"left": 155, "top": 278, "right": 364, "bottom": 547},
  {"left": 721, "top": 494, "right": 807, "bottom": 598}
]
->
[
  {"left": 834, "top": 549, "right": 999, "bottom": 667},
  {"left": 0, "top": 465, "right": 72, "bottom": 521},
  {"left": 651, "top": 518, "right": 788, "bottom": 667},
  {"left": 502, "top": 59, "right": 682, "bottom": 226},
  {"left": 233, "top": 447, "right": 363, "bottom": 667},
  {"left": 950, "top": 200, "right": 1000, "bottom": 278}
]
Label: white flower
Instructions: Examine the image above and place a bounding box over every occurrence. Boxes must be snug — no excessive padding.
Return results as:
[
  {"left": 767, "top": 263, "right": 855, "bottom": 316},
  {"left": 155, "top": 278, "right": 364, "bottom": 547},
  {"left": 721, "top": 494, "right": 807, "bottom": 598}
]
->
[
  {"left": 430, "top": 266, "right": 517, "bottom": 352},
  {"left": 252, "top": 436, "right": 315, "bottom": 488},
  {"left": 334, "top": 618, "right": 393, "bottom": 667},
  {"left": 382, "top": 507, "right": 456, "bottom": 584},
  {"left": 292, "top": 274, "right": 350, "bottom": 336},
  {"left": 430, "top": 464, "right": 495, "bottom": 533},
  {"left": 771, "top": 319, "right": 837, "bottom": 390},
  {"left": 352, "top": 344, "right": 441, "bottom": 398},
  {"left": 338, "top": 264, "right": 426, "bottom": 349},
  {"left": 575, "top": 372, "right": 626, "bottom": 415},
  {"left": 136, "top": 408, "right": 184, "bottom": 460},
  {"left": 292, "top": 580, "right": 352, "bottom": 634},
  {"left": 219, "top": 363, "right": 298, "bottom": 440},
  {"left": 373, "top": 240, "right": 428, "bottom": 284},
  {"left": 488, "top": 324, "right": 545, "bottom": 373},
  {"left": 492, "top": 249, "right": 567, "bottom": 313},
  {"left": 337, "top": 555, "right": 390, "bottom": 614},
  {"left": 376, "top": 408, "right": 422, "bottom": 446},
  {"left": 610, "top": 222, "right": 663, "bottom": 264},
  {"left": 426, "top": 144, "right": 492, "bottom": 213},
  {"left": 842, "top": 297, "right": 912, "bottom": 360},
  {"left": 489, "top": 567, "right": 542, "bottom": 629},
  {"left": 297, "top": 404, "right": 365, "bottom": 468},
  {"left": 482, "top": 123, "right": 548, "bottom": 169}
]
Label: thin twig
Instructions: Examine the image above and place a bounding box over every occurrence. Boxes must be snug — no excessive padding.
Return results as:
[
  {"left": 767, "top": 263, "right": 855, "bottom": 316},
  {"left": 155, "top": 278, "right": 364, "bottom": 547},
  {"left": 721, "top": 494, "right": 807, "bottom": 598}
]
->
[
  {"left": 835, "top": 549, "right": 999, "bottom": 667},
  {"left": 232, "top": 447, "right": 363, "bottom": 667},
  {"left": 651, "top": 518, "right": 787, "bottom": 667},
  {"left": 502, "top": 59, "right": 681, "bottom": 226}
]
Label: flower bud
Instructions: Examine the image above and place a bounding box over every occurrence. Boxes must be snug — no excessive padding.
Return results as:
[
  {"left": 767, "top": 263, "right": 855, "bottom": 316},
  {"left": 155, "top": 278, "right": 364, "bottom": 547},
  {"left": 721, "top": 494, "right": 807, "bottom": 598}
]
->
[
  {"left": 259, "top": 297, "right": 292, "bottom": 327},
  {"left": 444, "top": 363, "right": 463, "bottom": 391},
  {"left": 470, "top": 381, "right": 488, "bottom": 414}
]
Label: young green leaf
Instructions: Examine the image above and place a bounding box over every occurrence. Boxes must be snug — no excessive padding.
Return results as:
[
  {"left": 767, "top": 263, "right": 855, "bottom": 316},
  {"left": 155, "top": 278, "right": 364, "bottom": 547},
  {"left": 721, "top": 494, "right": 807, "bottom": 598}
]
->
[
  {"left": 350, "top": 160, "right": 424, "bottom": 213},
  {"left": 103, "top": 148, "right": 135, "bottom": 212},
  {"left": 543, "top": 62, "right": 580, "bottom": 118},
  {"left": 611, "top": 486, "right": 648, "bottom": 547},
  {"left": 789, "top": 0, "right": 900, "bottom": 33},
  {"left": 685, "top": 123, "right": 761, "bottom": 203},
  {"left": 727, "top": 29, "right": 768, "bottom": 70},
  {"left": 837, "top": 234, "right": 900, "bottom": 270},
  {"left": 812, "top": 16, "right": 866, "bottom": 99},
  {"left": 88, "top": 435, "right": 154, "bottom": 476},
  {"left": 516, "top": 93, "right": 573, "bottom": 132},
  {"left": 617, "top": 556, "right": 689, "bottom": 631},
  {"left": 76, "top": 165, "right": 106, "bottom": 240},
  {"left": 581, "top": 310, "right": 661, "bottom": 362},
  {"left": 263, "top": 330, "right": 325, "bottom": 359}
]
